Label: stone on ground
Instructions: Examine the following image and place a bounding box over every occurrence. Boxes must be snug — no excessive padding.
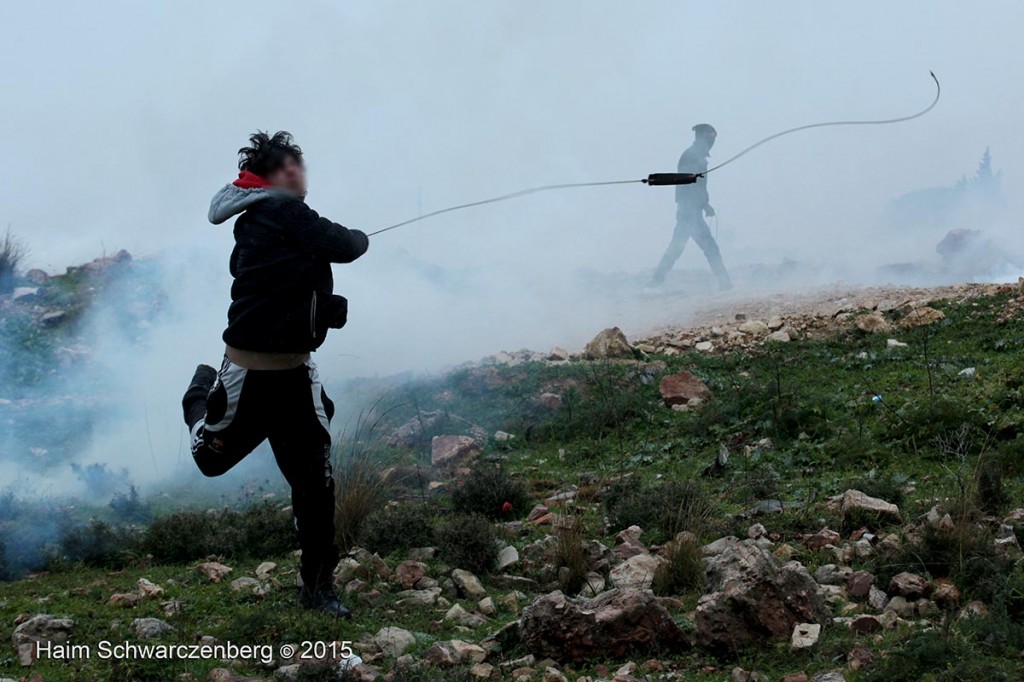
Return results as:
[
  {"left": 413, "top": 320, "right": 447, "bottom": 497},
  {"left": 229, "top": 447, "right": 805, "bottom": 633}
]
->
[
  {"left": 659, "top": 372, "right": 713, "bottom": 407},
  {"left": 431, "top": 435, "right": 481, "bottom": 469},
  {"left": 583, "top": 327, "right": 634, "bottom": 360},
  {"left": 373, "top": 627, "right": 415, "bottom": 657}
]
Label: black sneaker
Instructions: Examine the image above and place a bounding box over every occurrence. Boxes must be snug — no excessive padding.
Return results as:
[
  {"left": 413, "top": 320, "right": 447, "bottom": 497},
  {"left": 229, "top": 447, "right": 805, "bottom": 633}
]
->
[
  {"left": 182, "top": 364, "right": 217, "bottom": 429},
  {"left": 299, "top": 585, "right": 353, "bottom": 618}
]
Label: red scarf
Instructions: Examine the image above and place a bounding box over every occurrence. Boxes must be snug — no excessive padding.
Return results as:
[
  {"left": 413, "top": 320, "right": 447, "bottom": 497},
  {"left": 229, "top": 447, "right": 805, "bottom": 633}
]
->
[{"left": 233, "top": 171, "right": 272, "bottom": 189}]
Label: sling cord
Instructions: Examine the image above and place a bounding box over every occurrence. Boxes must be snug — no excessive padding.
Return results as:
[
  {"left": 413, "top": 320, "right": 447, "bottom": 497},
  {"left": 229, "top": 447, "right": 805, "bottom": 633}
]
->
[{"left": 368, "top": 72, "right": 940, "bottom": 237}]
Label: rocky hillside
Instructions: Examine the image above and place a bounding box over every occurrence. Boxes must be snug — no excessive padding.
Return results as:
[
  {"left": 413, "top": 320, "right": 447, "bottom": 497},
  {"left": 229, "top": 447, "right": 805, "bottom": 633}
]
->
[{"left": 4, "top": 282, "right": 1024, "bottom": 681}]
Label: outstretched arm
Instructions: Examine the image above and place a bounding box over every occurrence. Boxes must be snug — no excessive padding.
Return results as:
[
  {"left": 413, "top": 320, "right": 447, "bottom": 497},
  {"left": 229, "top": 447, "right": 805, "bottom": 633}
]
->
[{"left": 290, "top": 202, "right": 369, "bottom": 263}]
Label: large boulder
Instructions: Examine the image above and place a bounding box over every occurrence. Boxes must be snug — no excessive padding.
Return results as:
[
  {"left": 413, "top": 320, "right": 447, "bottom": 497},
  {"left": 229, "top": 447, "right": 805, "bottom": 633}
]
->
[
  {"left": 12, "top": 615, "right": 75, "bottom": 666},
  {"left": 583, "top": 327, "right": 634, "bottom": 360},
  {"left": 431, "top": 435, "right": 481, "bottom": 469},
  {"left": 659, "top": 372, "right": 713, "bottom": 407},
  {"left": 695, "top": 539, "right": 830, "bottom": 650},
  {"left": 519, "top": 588, "right": 689, "bottom": 662}
]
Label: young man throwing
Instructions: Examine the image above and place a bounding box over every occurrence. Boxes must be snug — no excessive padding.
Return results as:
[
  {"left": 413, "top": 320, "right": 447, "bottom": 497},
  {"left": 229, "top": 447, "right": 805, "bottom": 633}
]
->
[{"left": 181, "top": 131, "right": 369, "bottom": 617}]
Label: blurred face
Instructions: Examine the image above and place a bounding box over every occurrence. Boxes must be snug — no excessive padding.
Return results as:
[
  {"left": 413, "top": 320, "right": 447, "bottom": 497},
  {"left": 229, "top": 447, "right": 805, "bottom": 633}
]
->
[
  {"left": 266, "top": 156, "right": 307, "bottom": 196},
  {"left": 697, "top": 131, "right": 717, "bottom": 149}
]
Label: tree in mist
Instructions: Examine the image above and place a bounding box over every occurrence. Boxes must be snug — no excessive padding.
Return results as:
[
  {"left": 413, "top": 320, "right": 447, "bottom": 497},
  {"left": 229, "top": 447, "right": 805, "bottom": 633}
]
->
[{"left": 0, "top": 228, "right": 27, "bottom": 294}]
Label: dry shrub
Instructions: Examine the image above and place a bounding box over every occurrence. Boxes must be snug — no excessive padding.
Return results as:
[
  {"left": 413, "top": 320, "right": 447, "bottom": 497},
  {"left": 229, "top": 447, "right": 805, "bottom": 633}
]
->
[{"left": 653, "top": 532, "right": 706, "bottom": 596}]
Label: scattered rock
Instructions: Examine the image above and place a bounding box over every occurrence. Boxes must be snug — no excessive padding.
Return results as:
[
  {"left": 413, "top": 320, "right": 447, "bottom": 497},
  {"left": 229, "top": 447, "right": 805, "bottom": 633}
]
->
[
  {"left": 899, "top": 306, "right": 945, "bottom": 327},
  {"left": 39, "top": 310, "right": 67, "bottom": 326},
  {"left": 497, "top": 545, "right": 519, "bottom": 571},
  {"left": 547, "top": 347, "right": 571, "bottom": 362},
  {"left": 814, "top": 564, "right": 852, "bottom": 586},
  {"left": 25, "top": 268, "right": 49, "bottom": 284},
  {"left": 889, "top": 572, "right": 930, "bottom": 599},
  {"left": 470, "top": 662, "right": 495, "bottom": 678},
  {"left": 196, "top": 561, "right": 233, "bottom": 583},
  {"left": 791, "top": 623, "right": 821, "bottom": 649},
  {"left": 452, "top": 569, "right": 487, "bottom": 599},
  {"left": 395, "top": 561, "right": 428, "bottom": 590},
  {"left": 847, "top": 643, "right": 874, "bottom": 670},
  {"left": 12, "top": 615, "right": 74, "bottom": 666},
  {"left": 868, "top": 585, "right": 889, "bottom": 611},
  {"left": 373, "top": 627, "right": 416, "bottom": 657},
  {"left": 519, "top": 588, "right": 689, "bottom": 662},
  {"left": 583, "top": 327, "right": 634, "bottom": 360},
  {"left": 137, "top": 578, "right": 164, "bottom": 598},
  {"left": 659, "top": 372, "right": 713, "bottom": 407},
  {"left": 805, "top": 529, "right": 841, "bottom": 551},
  {"left": 839, "top": 490, "right": 900, "bottom": 521},
  {"left": 445, "top": 603, "right": 489, "bottom": 628},
  {"left": 422, "top": 639, "right": 487, "bottom": 666},
  {"left": 108, "top": 592, "right": 142, "bottom": 608},
  {"left": 884, "top": 596, "right": 915, "bottom": 618},
  {"left": 846, "top": 571, "right": 874, "bottom": 599},
  {"left": 395, "top": 587, "right": 442, "bottom": 608},
  {"left": 131, "top": 617, "right": 174, "bottom": 639},
  {"left": 738, "top": 320, "right": 770, "bottom": 335},
  {"left": 255, "top": 561, "right": 277, "bottom": 578},
  {"left": 849, "top": 614, "right": 882, "bottom": 636},
  {"left": 230, "top": 577, "right": 262, "bottom": 593},
  {"left": 431, "top": 435, "right": 481, "bottom": 469},
  {"left": 608, "top": 553, "right": 664, "bottom": 590},
  {"left": 811, "top": 673, "right": 846, "bottom": 682},
  {"left": 856, "top": 313, "right": 891, "bottom": 333},
  {"left": 933, "top": 580, "right": 961, "bottom": 605}
]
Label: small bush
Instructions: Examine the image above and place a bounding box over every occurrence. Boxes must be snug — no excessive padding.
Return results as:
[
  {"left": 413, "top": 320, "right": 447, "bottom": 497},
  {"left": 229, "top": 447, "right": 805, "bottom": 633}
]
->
[
  {"left": 736, "top": 461, "right": 781, "bottom": 503},
  {"left": 142, "top": 503, "right": 296, "bottom": 563},
  {"left": 870, "top": 521, "right": 1005, "bottom": 603},
  {"left": 653, "top": 533, "right": 705, "bottom": 596},
  {"left": 55, "top": 519, "right": 143, "bottom": 568},
  {"left": 0, "top": 228, "right": 27, "bottom": 295},
  {"left": 360, "top": 504, "right": 437, "bottom": 557},
  {"left": 974, "top": 459, "right": 1007, "bottom": 514},
  {"left": 553, "top": 522, "right": 588, "bottom": 595},
  {"left": 109, "top": 485, "right": 152, "bottom": 524},
  {"left": 605, "top": 479, "right": 720, "bottom": 543},
  {"left": 334, "top": 459, "right": 388, "bottom": 550},
  {"left": 451, "top": 466, "right": 530, "bottom": 519},
  {"left": 437, "top": 513, "right": 497, "bottom": 575},
  {"left": 860, "top": 629, "right": 1010, "bottom": 682}
]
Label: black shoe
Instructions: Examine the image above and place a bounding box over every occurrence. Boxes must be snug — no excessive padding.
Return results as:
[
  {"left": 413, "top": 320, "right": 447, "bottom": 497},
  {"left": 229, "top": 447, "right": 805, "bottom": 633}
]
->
[
  {"left": 299, "top": 585, "right": 353, "bottom": 618},
  {"left": 182, "top": 364, "right": 217, "bottom": 429}
]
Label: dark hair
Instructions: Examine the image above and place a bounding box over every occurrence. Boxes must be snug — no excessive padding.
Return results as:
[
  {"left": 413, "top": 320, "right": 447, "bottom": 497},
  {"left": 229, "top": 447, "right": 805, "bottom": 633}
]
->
[{"left": 237, "top": 131, "right": 303, "bottom": 176}]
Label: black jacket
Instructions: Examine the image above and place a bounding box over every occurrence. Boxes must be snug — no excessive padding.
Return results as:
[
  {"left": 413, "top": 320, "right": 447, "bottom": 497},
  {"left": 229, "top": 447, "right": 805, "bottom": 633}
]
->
[{"left": 208, "top": 183, "right": 369, "bottom": 353}]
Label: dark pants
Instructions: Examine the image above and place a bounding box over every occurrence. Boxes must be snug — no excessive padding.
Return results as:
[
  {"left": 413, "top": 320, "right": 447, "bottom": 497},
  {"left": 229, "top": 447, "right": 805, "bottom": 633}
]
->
[
  {"left": 651, "top": 206, "right": 730, "bottom": 288},
  {"left": 190, "top": 357, "right": 339, "bottom": 590}
]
